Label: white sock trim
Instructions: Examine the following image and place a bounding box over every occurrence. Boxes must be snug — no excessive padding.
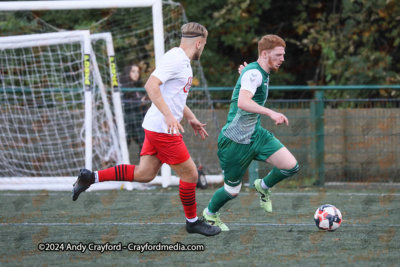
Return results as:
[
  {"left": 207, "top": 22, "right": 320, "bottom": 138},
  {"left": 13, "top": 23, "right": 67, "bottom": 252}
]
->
[
  {"left": 186, "top": 216, "right": 198, "bottom": 223},
  {"left": 94, "top": 172, "right": 99, "bottom": 183},
  {"left": 206, "top": 208, "right": 215, "bottom": 216},
  {"left": 261, "top": 179, "right": 269, "bottom": 189}
]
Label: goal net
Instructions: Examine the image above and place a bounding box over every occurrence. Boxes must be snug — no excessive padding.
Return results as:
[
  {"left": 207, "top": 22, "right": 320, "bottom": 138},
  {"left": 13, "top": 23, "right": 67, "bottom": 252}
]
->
[
  {"left": 0, "top": 0, "right": 222, "bottom": 189},
  {"left": 0, "top": 30, "right": 128, "bottom": 189}
]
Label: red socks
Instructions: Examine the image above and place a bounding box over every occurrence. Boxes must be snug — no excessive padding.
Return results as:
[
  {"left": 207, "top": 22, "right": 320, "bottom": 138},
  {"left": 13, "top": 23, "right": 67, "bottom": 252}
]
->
[
  {"left": 98, "top": 167, "right": 196, "bottom": 219},
  {"left": 179, "top": 180, "right": 197, "bottom": 219},
  {"left": 98, "top": 164, "right": 135, "bottom": 182}
]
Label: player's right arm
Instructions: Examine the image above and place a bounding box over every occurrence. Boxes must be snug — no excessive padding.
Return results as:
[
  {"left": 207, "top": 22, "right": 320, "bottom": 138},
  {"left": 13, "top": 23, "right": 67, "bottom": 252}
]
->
[
  {"left": 144, "top": 76, "right": 184, "bottom": 135},
  {"left": 237, "top": 70, "right": 288, "bottom": 126},
  {"left": 238, "top": 90, "right": 288, "bottom": 125}
]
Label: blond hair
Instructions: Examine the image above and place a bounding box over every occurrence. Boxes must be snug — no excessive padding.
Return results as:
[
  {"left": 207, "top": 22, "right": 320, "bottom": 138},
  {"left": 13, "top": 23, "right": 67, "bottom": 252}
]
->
[
  {"left": 258, "top": 35, "right": 286, "bottom": 55},
  {"left": 181, "top": 22, "right": 208, "bottom": 38}
]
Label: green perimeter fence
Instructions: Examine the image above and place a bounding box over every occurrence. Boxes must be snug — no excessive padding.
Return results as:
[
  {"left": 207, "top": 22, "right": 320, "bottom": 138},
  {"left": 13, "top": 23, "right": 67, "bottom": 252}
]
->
[
  {"left": 122, "top": 85, "right": 400, "bottom": 187},
  {"left": 2, "top": 85, "right": 399, "bottom": 187}
]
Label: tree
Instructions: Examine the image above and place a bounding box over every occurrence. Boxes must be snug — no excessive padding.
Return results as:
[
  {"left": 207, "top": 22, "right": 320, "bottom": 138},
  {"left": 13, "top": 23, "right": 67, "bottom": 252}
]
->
[
  {"left": 2, "top": 0, "right": 399, "bottom": 99},
  {"left": 293, "top": 0, "right": 400, "bottom": 98},
  {"left": 179, "top": 0, "right": 400, "bottom": 99}
]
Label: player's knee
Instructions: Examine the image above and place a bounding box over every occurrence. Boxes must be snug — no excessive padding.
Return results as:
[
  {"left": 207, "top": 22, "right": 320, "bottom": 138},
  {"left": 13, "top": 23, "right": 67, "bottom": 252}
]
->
[
  {"left": 193, "top": 170, "right": 199, "bottom": 183},
  {"left": 224, "top": 183, "right": 242, "bottom": 197},
  {"left": 185, "top": 169, "right": 199, "bottom": 183},
  {"left": 283, "top": 162, "right": 299, "bottom": 177},
  {"left": 178, "top": 169, "right": 198, "bottom": 184},
  {"left": 292, "top": 162, "right": 299, "bottom": 173},
  {"left": 291, "top": 160, "right": 299, "bottom": 170},
  {"left": 134, "top": 167, "right": 157, "bottom": 182}
]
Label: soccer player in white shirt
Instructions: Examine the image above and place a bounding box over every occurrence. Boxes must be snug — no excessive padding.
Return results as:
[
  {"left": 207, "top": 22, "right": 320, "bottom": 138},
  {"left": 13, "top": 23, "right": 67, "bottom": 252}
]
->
[{"left": 72, "top": 22, "right": 221, "bottom": 236}]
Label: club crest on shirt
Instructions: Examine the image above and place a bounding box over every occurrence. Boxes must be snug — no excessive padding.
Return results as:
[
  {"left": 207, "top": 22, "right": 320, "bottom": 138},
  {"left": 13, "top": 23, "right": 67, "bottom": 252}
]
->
[{"left": 183, "top": 77, "right": 193, "bottom": 93}]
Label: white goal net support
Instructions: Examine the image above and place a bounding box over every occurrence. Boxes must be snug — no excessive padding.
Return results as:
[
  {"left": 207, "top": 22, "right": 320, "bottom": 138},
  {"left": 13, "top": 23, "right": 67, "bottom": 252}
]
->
[{"left": 0, "top": 0, "right": 223, "bottom": 190}]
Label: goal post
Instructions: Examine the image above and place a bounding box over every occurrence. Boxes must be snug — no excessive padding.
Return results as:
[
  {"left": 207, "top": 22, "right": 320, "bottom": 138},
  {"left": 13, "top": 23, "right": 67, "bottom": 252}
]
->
[{"left": 90, "top": 32, "right": 129, "bottom": 165}]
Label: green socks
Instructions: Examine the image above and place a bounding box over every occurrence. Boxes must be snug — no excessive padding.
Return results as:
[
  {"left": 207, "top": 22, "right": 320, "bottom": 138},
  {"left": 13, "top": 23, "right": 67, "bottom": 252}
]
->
[
  {"left": 208, "top": 163, "right": 299, "bottom": 213},
  {"left": 207, "top": 187, "right": 236, "bottom": 213},
  {"left": 263, "top": 162, "right": 299, "bottom": 188}
]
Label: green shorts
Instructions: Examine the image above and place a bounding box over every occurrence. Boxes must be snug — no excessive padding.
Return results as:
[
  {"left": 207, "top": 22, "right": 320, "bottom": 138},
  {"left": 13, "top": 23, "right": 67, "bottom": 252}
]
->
[{"left": 217, "top": 128, "right": 284, "bottom": 186}]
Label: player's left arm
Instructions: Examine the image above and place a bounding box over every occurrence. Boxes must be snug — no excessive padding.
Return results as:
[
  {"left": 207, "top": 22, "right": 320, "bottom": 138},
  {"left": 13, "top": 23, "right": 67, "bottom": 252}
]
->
[
  {"left": 183, "top": 105, "right": 209, "bottom": 139},
  {"left": 238, "top": 62, "right": 247, "bottom": 74}
]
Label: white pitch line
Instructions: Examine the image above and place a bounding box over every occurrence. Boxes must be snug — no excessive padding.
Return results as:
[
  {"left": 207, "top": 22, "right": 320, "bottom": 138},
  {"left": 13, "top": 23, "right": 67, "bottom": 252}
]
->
[
  {"left": 1, "top": 222, "right": 400, "bottom": 227},
  {"left": 0, "top": 192, "right": 399, "bottom": 196}
]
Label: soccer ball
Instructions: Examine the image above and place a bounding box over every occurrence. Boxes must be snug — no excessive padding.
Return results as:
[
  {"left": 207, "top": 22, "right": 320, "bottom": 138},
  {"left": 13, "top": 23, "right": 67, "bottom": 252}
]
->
[{"left": 314, "top": 204, "right": 342, "bottom": 231}]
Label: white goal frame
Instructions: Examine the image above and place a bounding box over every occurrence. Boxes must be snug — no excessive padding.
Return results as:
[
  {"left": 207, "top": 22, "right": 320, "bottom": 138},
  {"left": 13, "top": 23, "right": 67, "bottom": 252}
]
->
[
  {"left": 0, "top": 30, "right": 125, "bottom": 189},
  {"left": 0, "top": 30, "right": 94, "bottom": 170},
  {"left": 0, "top": 31, "right": 131, "bottom": 166},
  {"left": 0, "top": 30, "right": 129, "bottom": 165}
]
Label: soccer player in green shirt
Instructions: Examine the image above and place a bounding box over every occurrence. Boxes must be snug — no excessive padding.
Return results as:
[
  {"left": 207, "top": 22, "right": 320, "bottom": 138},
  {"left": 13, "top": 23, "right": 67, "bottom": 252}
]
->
[{"left": 203, "top": 35, "right": 299, "bottom": 231}]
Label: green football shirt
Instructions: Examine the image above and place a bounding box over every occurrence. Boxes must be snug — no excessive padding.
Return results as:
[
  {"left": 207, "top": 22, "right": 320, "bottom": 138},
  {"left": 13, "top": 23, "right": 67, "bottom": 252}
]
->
[{"left": 222, "top": 61, "right": 270, "bottom": 144}]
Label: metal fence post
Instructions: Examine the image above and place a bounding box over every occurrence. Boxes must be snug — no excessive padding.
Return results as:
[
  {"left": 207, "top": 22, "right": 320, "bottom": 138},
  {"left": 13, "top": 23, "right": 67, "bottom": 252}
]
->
[{"left": 310, "top": 90, "right": 325, "bottom": 185}]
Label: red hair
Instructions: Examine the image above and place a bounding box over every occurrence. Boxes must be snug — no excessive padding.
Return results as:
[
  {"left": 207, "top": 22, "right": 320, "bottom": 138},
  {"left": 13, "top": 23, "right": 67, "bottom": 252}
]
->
[{"left": 258, "top": 35, "right": 286, "bottom": 55}]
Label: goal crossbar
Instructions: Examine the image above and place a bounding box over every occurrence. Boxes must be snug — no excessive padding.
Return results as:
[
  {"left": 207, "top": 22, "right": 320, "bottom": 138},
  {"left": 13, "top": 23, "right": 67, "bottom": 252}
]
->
[
  {"left": 0, "top": 0, "right": 160, "bottom": 10},
  {"left": 0, "top": 30, "right": 92, "bottom": 43}
]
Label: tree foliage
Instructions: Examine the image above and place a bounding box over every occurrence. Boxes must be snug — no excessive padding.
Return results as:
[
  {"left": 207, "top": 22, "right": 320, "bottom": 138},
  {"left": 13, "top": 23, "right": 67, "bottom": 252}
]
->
[
  {"left": 1, "top": 0, "right": 399, "bottom": 98},
  {"left": 178, "top": 0, "right": 400, "bottom": 98},
  {"left": 293, "top": 0, "right": 400, "bottom": 98}
]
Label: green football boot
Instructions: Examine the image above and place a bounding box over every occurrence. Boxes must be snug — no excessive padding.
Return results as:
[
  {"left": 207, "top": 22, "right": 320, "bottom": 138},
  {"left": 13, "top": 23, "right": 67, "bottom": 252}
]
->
[
  {"left": 202, "top": 208, "right": 229, "bottom": 231},
  {"left": 253, "top": 179, "right": 272, "bottom": 213}
]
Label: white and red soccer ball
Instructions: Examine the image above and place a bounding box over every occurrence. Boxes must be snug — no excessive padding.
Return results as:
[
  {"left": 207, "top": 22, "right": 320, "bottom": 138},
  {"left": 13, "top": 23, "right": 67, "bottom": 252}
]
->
[{"left": 314, "top": 204, "right": 342, "bottom": 231}]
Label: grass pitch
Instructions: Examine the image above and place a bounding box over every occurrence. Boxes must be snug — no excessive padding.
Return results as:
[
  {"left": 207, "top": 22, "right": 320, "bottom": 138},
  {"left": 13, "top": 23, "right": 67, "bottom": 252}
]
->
[{"left": 0, "top": 186, "right": 399, "bottom": 266}]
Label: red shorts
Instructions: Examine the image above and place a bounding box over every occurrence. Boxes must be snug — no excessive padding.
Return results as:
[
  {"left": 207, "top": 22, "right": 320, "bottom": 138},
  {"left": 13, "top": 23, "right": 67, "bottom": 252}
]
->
[{"left": 140, "top": 129, "right": 191, "bottom": 165}]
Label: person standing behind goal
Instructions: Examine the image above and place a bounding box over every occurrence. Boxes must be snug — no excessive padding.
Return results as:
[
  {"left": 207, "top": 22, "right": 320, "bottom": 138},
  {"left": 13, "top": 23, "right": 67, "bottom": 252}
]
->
[
  {"left": 202, "top": 35, "right": 299, "bottom": 231},
  {"left": 72, "top": 22, "right": 221, "bottom": 236}
]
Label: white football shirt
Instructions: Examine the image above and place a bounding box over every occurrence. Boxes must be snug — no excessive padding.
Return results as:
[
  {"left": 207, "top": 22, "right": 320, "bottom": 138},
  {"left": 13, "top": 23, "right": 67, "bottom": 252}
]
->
[
  {"left": 240, "top": 69, "right": 263, "bottom": 96},
  {"left": 142, "top": 47, "right": 193, "bottom": 133}
]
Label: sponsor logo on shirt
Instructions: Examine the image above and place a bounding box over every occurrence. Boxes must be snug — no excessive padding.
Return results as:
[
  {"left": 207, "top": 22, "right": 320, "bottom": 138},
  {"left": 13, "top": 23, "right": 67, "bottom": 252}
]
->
[
  {"left": 250, "top": 72, "right": 257, "bottom": 83},
  {"left": 183, "top": 77, "right": 193, "bottom": 93}
]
